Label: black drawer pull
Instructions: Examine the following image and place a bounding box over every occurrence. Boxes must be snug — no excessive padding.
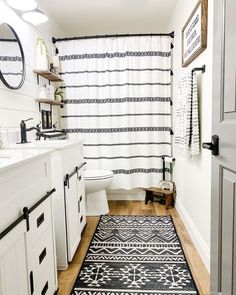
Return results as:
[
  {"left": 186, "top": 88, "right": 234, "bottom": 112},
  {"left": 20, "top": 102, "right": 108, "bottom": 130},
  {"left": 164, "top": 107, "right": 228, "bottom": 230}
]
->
[
  {"left": 80, "top": 215, "right": 83, "bottom": 223},
  {"left": 41, "top": 281, "right": 48, "bottom": 295},
  {"left": 30, "top": 271, "right": 34, "bottom": 295},
  {"left": 80, "top": 195, "right": 82, "bottom": 202},
  {"left": 78, "top": 175, "right": 82, "bottom": 181},
  {"left": 39, "top": 247, "right": 47, "bottom": 265},
  {"left": 37, "top": 213, "right": 45, "bottom": 228}
]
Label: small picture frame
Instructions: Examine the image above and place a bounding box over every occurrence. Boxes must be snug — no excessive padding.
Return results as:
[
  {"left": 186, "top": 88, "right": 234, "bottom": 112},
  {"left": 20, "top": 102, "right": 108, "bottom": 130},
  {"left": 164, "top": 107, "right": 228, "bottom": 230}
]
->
[{"left": 182, "top": 0, "right": 208, "bottom": 67}]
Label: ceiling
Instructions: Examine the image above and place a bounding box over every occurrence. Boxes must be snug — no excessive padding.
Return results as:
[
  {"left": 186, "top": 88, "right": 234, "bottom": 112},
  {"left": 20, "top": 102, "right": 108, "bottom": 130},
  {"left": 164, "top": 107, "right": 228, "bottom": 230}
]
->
[{"left": 39, "top": 0, "right": 177, "bottom": 36}]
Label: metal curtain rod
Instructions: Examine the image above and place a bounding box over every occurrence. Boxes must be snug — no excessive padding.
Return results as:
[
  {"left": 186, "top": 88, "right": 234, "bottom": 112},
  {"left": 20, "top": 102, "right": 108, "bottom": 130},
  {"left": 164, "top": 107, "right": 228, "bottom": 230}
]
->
[
  {"left": 52, "top": 31, "right": 174, "bottom": 43},
  {"left": 192, "top": 65, "right": 206, "bottom": 74}
]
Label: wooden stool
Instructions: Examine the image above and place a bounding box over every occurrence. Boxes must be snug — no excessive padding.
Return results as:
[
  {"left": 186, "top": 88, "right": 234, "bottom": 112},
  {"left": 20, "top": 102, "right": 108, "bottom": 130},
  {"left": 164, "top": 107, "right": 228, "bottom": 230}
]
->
[{"left": 145, "top": 186, "right": 175, "bottom": 210}]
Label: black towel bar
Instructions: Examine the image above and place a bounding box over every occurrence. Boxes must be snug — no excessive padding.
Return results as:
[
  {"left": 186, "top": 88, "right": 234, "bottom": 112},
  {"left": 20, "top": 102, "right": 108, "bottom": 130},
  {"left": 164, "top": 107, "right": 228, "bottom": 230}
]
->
[{"left": 192, "top": 65, "right": 206, "bottom": 74}]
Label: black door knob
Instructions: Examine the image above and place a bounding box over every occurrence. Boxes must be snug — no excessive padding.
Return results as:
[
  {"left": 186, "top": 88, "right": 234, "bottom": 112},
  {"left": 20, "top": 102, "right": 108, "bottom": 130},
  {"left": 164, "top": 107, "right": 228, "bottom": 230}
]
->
[{"left": 202, "top": 135, "right": 219, "bottom": 156}]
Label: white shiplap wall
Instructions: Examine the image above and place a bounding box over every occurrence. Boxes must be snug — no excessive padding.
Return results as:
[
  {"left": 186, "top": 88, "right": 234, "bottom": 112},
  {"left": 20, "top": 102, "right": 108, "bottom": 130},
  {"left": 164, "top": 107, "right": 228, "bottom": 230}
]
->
[{"left": 0, "top": 0, "right": 65, "bottom": 143}]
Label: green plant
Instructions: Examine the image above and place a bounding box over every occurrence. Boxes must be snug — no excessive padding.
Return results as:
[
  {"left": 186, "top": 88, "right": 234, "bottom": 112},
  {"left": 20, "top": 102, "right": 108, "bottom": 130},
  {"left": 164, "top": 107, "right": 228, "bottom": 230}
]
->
[{"left": 36, "top": 38, "right": 49, "bottom": 58}]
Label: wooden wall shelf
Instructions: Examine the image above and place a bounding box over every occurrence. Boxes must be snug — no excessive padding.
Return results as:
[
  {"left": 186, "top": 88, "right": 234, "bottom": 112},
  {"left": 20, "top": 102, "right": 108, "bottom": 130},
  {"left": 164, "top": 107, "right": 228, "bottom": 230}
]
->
[
  {"left": 35, "top": 98, "right": 64, "bottom": 106},
  {"left": 34, "top": 70, "right": 63, "bottom": 82},
  {"left": 35, "top": 99, "right": 64, "bottom": 112}
]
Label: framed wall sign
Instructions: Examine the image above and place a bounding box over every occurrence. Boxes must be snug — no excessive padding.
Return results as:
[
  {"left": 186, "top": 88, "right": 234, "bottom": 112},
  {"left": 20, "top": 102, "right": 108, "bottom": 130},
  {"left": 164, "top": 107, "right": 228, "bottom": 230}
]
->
[{"left": 182, "top": 0, "right": 208, "bottom": 67}]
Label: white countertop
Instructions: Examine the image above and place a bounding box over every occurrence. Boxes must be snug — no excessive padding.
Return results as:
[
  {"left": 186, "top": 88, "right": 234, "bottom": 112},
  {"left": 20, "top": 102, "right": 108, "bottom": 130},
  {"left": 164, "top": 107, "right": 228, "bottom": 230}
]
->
[
  {"left": 9, "top": 138, "right": 84, "bottom": 150},
  {"left": 0, "top": 148, "right": 53, "bottom": 174}
]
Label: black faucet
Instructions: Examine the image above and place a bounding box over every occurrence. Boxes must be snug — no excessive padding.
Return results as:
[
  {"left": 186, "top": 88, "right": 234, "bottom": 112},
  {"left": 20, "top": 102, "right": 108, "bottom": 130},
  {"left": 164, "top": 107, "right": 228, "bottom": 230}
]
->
[{"left": 19, "top": 118, "right": 40, "bottom": 144}]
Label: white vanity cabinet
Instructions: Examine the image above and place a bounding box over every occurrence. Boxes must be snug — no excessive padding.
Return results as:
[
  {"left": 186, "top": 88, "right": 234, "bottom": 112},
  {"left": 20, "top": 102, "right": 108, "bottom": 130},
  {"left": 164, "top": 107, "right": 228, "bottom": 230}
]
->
[
  {"left": 50, "top": 140, "right": 86, "bottom": 269},
  {"left": 0, "top": 150, "right": 58, "bottom": 295},
  {"left": 10, "top": 140, "right": 87, "bottom": 270}
]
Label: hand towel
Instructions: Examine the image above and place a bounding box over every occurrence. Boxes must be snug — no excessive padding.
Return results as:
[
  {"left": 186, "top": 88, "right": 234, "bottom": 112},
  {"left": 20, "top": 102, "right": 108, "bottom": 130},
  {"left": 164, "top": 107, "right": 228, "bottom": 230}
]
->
[{"left": 175, "top": 71, "right": 200, "bottom": 157}]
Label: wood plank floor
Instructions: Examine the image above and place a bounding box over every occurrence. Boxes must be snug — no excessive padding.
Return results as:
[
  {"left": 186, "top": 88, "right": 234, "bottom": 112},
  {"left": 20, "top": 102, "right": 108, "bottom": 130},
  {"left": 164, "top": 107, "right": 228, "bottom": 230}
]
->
[{"left": 57, "top": 201, "right": 210, "bottom": 295}]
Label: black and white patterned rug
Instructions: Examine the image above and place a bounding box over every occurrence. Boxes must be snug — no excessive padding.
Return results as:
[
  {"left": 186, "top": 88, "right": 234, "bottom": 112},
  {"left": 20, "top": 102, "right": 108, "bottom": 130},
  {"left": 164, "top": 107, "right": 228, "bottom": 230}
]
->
[{"left": 71, "top": 215, "right": 199, "bottom": 295}]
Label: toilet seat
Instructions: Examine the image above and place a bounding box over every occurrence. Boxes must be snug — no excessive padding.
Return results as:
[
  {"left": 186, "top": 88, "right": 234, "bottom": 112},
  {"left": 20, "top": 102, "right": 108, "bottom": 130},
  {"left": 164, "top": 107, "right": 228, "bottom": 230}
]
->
[{"left": 84, "top": 169, "right": 114, "bottom": 181}]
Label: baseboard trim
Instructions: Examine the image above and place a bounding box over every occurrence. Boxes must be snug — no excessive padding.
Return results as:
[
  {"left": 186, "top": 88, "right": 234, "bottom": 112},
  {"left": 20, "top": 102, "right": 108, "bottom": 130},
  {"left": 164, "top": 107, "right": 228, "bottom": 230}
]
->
[{"left": 175, "top": 199, "right": 210, "bottom": 272}]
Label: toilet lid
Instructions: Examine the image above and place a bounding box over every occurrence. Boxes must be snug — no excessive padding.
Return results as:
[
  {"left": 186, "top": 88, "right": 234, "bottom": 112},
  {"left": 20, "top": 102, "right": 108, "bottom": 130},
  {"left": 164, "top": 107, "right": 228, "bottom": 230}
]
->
[{"left": 85, "top": 169, "right": 114, "bottom": 180}]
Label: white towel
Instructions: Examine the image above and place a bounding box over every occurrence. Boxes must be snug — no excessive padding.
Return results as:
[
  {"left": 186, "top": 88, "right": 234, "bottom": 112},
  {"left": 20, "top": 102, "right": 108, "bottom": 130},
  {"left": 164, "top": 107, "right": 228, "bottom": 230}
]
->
[
  {"left": 175, "top": 71, "right": 200, "bottom": 157},
  {"left": 190, "top": 72, "right": 200, "bottom": 156},
  {"left": 175, "top": 72, "right": 192, "bottom": 157}
]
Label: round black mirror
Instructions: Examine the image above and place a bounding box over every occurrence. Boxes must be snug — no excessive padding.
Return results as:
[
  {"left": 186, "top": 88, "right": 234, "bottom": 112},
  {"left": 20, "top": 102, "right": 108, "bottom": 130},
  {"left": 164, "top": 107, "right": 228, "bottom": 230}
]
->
[{"left": 0, "top": 23, "right": 25, "bottom": 89}]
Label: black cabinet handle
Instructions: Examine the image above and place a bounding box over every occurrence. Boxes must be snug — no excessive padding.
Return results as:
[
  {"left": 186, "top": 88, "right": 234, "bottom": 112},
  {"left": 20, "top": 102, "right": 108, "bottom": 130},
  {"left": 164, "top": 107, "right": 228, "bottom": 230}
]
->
[
  {"left": 30, "top": 271, "right": 34, "bottom": 295},
  {"left": 37, "top": 213, "right": 45, "bottom": 228},
  {"left": 41, "top": 281, "right": 48, "bottom": 295},
  {"left": 202, "top": 135, "right": 219, "bottom": 156},
  {"left": 23, "top": 207, "right": 30, "bottom": 232},
  {"left": 80, "top": 215, "right": 83, "bottom": 223},
  {"left": 39, "top": 247, "right": 47, "bottom": 265},
  {"left": 78, "top": 195, "right": 83, "bottom": 213}
]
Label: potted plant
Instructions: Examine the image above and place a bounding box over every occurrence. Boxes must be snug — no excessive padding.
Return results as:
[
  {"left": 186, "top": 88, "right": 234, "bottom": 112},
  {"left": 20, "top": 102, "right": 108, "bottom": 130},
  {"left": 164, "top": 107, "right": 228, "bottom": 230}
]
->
[
  {"left": 54, "top": 87, "right": 64, "bottom": 102},
  {"left": 35, "top": 38, "right": 49, "bottom": 71}
]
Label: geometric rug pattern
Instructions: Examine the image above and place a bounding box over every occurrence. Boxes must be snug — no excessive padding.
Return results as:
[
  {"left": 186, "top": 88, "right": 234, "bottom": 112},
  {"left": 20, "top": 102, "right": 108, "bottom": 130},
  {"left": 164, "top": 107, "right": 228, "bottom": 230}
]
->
[{"left": 71, "top": 215, "right": 199, "bottom": 295}]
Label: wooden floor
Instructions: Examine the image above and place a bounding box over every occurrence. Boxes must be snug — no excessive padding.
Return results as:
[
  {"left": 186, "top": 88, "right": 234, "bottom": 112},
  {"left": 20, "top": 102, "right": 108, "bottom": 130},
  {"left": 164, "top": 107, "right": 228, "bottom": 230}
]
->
[{"left": 57, "top": 201, "right": 210, "bottom": 295}]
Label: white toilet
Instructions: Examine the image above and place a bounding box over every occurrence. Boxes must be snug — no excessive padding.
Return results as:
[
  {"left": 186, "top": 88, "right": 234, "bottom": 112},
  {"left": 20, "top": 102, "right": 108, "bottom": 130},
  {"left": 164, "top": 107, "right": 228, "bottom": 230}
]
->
[{"left": 84, "top": 169, "right": 114, "bottom": 216}]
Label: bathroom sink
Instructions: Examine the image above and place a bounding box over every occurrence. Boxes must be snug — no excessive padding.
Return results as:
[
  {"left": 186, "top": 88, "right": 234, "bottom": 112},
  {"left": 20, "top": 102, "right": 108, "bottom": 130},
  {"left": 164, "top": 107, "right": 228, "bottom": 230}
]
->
[
  {"left": 0, "top": 151, "right": 13, "bottom": 166},
  {"left": 0, "top": 150, "right": 12, "bottom": 159},
  {"left": 0, "top": 149, "right": 52, "bottom": 172},
  {"left": 9, "top": 138, "right": 84, "bottom": 150},
  {"left": 0, "top": 156, "right": 11, "bottom": 166},
  {"left": 0, "top": 154, "right": 11, "bottom": 159},
  {"left": 0, "top": 152, "right": 11, "bottom": 167}
]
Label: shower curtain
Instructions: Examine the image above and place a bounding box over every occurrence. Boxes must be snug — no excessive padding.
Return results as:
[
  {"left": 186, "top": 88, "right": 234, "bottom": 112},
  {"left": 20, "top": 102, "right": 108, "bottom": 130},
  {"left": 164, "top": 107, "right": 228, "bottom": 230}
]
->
[{"left": 58, "top": 36, "right": 172, "bottom": 189}]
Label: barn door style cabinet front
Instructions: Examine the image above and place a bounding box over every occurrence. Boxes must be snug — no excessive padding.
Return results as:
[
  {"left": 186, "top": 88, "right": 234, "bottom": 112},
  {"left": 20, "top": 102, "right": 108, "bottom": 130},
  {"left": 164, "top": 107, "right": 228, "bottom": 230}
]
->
[
  {"left": 64, "top": 163, "right": 86, "bottom": 262},
  {"left": 7, "top": 140, "right": 86, "bottom": 271},
  {"left": 46, "top": 140, "right": 86, "bottom": 270},
  {"left": 0, "top": 152, "right": 58, "bottom": 295},
  {"left": 0, "top": 221, "right": 29, "bottom": 295}
]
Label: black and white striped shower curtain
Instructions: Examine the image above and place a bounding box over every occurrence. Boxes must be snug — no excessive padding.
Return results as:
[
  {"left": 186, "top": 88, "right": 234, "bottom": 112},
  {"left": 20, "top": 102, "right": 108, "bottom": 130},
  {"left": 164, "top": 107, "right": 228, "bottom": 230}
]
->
[{"left": 58, "top": 36, "right": 172, "bottom": 189}]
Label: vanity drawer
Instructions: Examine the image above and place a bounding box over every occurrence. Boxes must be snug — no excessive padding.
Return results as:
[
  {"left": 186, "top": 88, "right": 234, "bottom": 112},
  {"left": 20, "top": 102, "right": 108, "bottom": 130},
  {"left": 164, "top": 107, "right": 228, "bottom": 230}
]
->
[
  {"left": 28, "top": 198, "right": 52, "bottom": 246},
  {"left": 30, "top": 226, "right": 54, "bottom": 284}
]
